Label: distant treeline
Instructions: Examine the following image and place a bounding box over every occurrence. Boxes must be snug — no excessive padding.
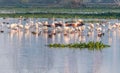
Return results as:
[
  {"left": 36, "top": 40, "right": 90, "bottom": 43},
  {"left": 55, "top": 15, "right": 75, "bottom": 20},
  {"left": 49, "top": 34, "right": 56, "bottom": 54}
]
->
[{"left": 0, "top": 0, "right": 118, "bottom": 7}]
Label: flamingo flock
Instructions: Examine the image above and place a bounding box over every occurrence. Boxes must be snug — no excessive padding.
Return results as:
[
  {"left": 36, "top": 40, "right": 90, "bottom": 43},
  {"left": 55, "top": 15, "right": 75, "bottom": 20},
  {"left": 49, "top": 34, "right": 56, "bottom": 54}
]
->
[{"left": 0, "top": 17, "right": 120, "bottom": 40}]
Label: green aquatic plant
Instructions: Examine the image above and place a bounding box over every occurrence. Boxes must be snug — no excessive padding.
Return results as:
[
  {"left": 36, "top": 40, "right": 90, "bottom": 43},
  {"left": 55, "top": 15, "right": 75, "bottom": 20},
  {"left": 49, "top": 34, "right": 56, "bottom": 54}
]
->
[{"left": 48, "top": 41, "right": 110, "bottom": 51}]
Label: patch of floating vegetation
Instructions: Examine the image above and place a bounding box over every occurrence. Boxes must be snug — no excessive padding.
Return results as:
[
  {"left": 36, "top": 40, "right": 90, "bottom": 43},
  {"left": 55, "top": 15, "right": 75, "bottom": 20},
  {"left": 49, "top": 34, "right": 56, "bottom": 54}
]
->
[{"left": 48, "top": 41, "right": 110, "bottom": 51}]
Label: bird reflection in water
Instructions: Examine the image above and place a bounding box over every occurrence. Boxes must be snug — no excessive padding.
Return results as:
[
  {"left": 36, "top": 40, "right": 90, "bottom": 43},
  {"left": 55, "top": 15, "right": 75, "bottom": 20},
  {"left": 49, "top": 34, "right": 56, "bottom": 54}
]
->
[
  {"left": 8, "top": 30, "right": 17, "bottom": 40},
  {"left": 63, "top": 34, "right": 70, "bottom": 44},
  {"left": 16, "top": 31, "right": 23, "bottom": 42},
  {"left": 79, "top": 35, "right": 86, "bottom": 43},
  {"left": 108, "top": 36, "right": 112, "bottom": 45},
  {"left": 56, "top": 33, "right": 62, "bottom": 43},
  {"left": 25, "top": 30, "right": 31, "bottom": 39}
]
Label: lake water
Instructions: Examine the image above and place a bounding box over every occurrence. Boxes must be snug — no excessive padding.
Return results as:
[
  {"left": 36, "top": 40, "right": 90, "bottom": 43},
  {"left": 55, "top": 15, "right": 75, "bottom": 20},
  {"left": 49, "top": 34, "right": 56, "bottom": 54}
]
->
[{"left": 0, "top": 18, "right": 120, "bottom": 73}]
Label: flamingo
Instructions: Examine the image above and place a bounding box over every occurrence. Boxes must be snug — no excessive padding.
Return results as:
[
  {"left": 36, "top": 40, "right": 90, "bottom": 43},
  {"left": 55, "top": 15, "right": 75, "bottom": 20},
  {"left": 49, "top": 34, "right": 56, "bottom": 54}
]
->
[
  {"left": 7, "top": 23, "right": 18, "bottom": 32},
  {"left": 0, "top": 22, "right": 4, "bottom": 33},
  {"left": 108, "top": 24, "right": 113, "bottom": 31},
  {"left": 55, "top": 26, "right": 62, "bottom": 33},
  {"left": 25, "top": 23, "right": 30, "bottom": 30},
  {"left": 96, "top": 27, "right": 102, "bottom": 32},
  {"left": 81, "top": 25, "right": 86, "bottom": 31},
  {"left": 35, "top": 23, "right": 39, "bottom": 29},
  {"left": 90, "top": 23, "right": 94, "bottom": 29},
  {"left": 96, "top": 27, "right": 104, "bottom": 37},
  {"left": 17, "top": 24, "right": 24, "bottom": 29},
  {"left": 44, "top": 21, "right": 48, "bottom": 25}
]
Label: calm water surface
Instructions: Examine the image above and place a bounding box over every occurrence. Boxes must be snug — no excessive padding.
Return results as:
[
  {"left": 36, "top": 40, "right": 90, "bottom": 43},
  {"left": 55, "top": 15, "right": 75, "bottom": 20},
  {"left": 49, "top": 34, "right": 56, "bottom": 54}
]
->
[{"left": 0, "top": 18, "right": 120, "bottom": 73}]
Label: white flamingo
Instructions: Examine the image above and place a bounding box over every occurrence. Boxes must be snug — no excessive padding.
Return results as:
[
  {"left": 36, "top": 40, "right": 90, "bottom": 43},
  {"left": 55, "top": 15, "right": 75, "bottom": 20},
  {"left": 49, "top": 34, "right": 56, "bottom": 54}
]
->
[
  {"left": 90, "top": 23, "right": 94, "bottom": 29},
  {"left": 9, "top": 23, "right": 17, "bottom": 29},
  {"left": 17, "top": 24, "right": 24, "bottom": 29},
  {"left": 0, "top": 22, "right": 4, "bottom": 32},
  {"left": 25, "top": 23, "right": 30, "bottom": 30}
]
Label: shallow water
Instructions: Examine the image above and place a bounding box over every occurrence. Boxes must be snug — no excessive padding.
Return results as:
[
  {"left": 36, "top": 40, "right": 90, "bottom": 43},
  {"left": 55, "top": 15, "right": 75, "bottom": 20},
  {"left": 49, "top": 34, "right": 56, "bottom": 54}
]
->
[{"left": 0, "top": 18, "right": 120, "bottom": 73}]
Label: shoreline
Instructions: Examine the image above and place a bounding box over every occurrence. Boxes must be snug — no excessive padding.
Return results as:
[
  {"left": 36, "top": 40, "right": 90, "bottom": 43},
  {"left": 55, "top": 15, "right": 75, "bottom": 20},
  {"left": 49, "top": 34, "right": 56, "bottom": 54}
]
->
[
  {"left": 0, "top": 7, "right": 120, "bottom": 19},
  {"left": 0, "top": 12, "right": 120, "bottom": 19}
]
